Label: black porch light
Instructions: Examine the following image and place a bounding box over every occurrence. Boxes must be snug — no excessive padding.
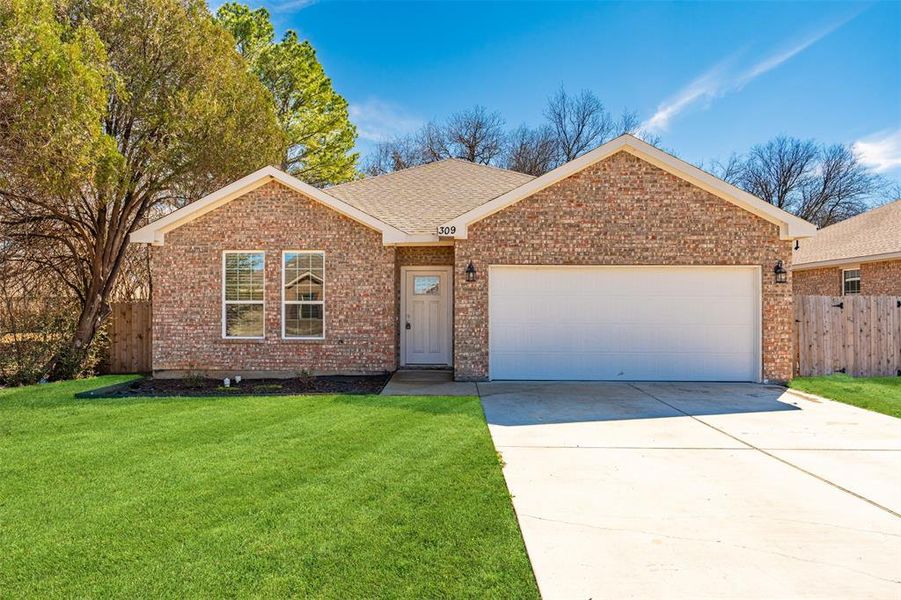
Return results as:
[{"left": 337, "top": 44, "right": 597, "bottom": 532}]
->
[
  {"left": 465, "top": 260, "right": 477, "bottom": 282},
  {"left": 774, "top": 260, "right": 787, "bottom": 284}
]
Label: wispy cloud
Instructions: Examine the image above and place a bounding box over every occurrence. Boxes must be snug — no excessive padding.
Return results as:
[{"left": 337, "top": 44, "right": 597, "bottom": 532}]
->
[
  {"left": 270, "top": 0, "right": 318, "bottom": 12},
  {"left": 853, "top": 130, "right": 901, "bottom": 173},
  {"left": 206, "top": 0, "right": 318, "bottom": 15},
  {"left": 349, "top": 99, "right": 423, "bottom": 143},
  {"left": 640, "top": 59, "right": 733, "bottom": 135},
  {"left": 640, "top": 11, "right": 862, "bottom": 135}
]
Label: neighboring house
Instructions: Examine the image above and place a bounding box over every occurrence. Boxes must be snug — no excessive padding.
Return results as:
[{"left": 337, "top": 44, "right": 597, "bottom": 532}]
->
[
  {"left": 793, "top": 200, "right": 901, "bottom": 296},
  {"left": 131, "top": 135, "right": 815, "bottom": 383}
]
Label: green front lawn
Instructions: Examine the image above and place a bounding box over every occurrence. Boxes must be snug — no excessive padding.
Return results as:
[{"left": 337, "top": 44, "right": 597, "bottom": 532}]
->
[
  {"left": 0, "top": 377, "right": 538, "bottom": 599},
  {"left": 790, "top": 374, "right": 901, "bottom": 418}
]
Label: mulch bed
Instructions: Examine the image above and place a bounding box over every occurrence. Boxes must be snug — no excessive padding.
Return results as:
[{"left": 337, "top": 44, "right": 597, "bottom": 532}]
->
[{"left": 88, "top": 374, "right": 391, "bottom": 398}]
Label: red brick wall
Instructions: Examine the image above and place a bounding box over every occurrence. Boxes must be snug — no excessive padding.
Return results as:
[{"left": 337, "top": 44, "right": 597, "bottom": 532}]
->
[
  {"left": 792, "top": 267, "right": 842, "bottom": 296},
  {"left": 862, "top": 260, "right": 901, "bottom": 295},
  {"left": 152, "top": 181, "right": 397, "bottom": 376},
  {"left": 395, "top": 246, "right": 455, "bottom": 268},
  {"left": 454, "top": 152, "right": 794, "bottom": 382},
  {"left": 793, "top": 260, "right": 901, "bottom": 296}
]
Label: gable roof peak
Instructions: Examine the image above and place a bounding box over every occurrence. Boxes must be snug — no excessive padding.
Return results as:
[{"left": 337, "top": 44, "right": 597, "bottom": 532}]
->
[
  {"left": 440, "top": 134, "right": 817, "bottom": 241},
  {"left": 130, "top": 165, "right": 411, "bottom": 246}
]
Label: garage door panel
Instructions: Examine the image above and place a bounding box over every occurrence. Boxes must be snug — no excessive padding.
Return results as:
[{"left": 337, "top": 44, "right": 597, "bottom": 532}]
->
[
  {"left": 491, "top": 351, "right": 758, "bottom": 382},
  {"left": 489, "top": 266, "right": 759, "bottom": 382}
]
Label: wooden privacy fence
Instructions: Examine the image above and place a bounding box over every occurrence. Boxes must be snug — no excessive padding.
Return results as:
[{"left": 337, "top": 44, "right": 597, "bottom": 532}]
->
[
  {"left": 107, "top": 301, "right": 152, "bottom": 373},
  {"left": 794, "top": 295, "right": 901, "bottom": 377}
]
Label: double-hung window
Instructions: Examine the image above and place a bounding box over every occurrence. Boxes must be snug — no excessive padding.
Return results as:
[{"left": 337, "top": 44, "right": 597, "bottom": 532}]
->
[
  {"left": 842, "top": 269, "right": 861, "bottom": 295},
  {"left": 223, "top": 251, "right": 265, "bottom": 338},
  {"left": 283, "top": 251, "right": 325, "bottom": 339}
]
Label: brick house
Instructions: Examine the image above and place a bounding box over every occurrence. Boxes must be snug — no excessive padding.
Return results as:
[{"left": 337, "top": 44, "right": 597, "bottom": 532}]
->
[
  {"left": 793, "top": 200, "right": 901, "bottom": 297},
  {"left": 131, "top": 135, "right": 816, "bottom": 383}
]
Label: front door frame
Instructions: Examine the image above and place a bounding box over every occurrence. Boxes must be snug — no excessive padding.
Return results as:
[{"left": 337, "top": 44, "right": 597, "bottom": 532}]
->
[{"left": 400, "top": 265, "right": 453, "bottom": 367}]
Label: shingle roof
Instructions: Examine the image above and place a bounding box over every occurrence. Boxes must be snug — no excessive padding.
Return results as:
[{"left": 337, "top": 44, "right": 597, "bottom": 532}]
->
[
  {"left": 324, "top": 159, "right": 535, "bottom": 235},
  {"left": 794, "top": 200, "right": 901, "bottom": 266}
]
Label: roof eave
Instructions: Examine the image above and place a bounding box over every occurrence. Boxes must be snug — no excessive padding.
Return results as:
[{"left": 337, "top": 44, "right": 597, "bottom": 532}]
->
[{"left": 792, "top": 250, "right": 901, "bottom": 270}]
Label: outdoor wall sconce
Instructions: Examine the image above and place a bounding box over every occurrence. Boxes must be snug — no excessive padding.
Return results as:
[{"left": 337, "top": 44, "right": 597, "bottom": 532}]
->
[
  {"left": 465, "top": 261, "right": 477, "bottom": 282},
  {"left": 774, "top": 260, "right": 787, "bottom": 284}
]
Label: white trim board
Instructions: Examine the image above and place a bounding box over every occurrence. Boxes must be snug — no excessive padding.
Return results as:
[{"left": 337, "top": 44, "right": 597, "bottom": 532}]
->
[
  {"left": 792, "top": 250, "right": 901, "bottom": 271},
  {"left": 442, "top": 135, "right": 817, "bottom": 241}
]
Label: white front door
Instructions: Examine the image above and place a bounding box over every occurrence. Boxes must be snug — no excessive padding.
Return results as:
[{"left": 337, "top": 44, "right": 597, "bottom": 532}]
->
[{"left": 403, "top": 267, "right": 452, "bottom": 365}]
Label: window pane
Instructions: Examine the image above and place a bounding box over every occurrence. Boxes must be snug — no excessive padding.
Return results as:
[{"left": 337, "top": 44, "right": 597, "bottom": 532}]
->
[
  {"left": 843, "top": 270, "right": 861, "bottom": 295},
  {"left": 414, "top": 276, "right": 440, "bottom": 295},
  {"left": 225, "top": 252, "right": 264, "bottom": 301},
  {"left": 225, "top": 303, "right": 264, "bottom": 337},
  {"left": 284, "top": 253, "right": 324, "bottom": 301},
  {"left": 285, "top": 303, "right": 323, "bottom": 337}
]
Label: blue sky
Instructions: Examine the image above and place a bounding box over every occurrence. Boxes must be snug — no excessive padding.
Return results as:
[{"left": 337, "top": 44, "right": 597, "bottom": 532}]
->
[{"left": 219, "top": 1, "right": 900, "bottom": 183}]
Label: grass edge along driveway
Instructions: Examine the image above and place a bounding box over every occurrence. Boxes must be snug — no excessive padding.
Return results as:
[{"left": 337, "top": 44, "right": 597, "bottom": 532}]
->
[
  {"left": 0, "top": 376, "right": 538, "bottom": 599},
  {"left": 790, "top": 374, "right": 901, "bottom": 418}
]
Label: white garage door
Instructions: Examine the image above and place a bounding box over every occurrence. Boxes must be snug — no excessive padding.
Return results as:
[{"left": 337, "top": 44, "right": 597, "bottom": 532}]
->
[{"left": 489, "top": 266, "right": 760, "bottom": 382}]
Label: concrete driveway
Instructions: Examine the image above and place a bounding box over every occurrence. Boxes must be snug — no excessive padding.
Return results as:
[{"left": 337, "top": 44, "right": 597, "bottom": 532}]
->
[{"left": 479, "top": 382, "right": 901, "bottom": 599}]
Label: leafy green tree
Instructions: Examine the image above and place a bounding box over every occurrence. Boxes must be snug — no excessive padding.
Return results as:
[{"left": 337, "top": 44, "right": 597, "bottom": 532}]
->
[
  {"left": 0, "top": 0, "right": 285, "bottom": 380},
  {"left": 216, "top": 3, "right": 358, "bottom": 186}
]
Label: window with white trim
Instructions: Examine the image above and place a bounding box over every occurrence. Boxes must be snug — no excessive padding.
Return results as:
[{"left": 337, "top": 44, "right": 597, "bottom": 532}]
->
[
  {"left": 283, "top": 252, "right": 324, "bottom": 338},
  {"left": 223, "top": 251, "right": 265, "bottom": 338},
  {"left": 842, "top": 269, "right": 860, "bottom": 295}
]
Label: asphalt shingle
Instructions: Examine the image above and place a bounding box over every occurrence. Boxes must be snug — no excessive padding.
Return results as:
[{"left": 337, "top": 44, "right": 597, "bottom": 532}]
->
[
  {"left": 794, "top": 200, "right": 901, "bottom": 265},
  {"left": 324, "top": 159, "right": 534, "bottom": 235}
]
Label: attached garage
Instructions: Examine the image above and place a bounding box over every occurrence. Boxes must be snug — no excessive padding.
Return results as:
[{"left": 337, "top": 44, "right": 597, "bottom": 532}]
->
[{"left": 488, "top": 266, "right": 761, "bottom": 382}]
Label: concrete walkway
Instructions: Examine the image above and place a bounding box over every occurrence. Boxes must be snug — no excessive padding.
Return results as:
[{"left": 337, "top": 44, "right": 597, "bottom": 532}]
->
[
  {"left": 380, "top": 369, "right": 478, "bottom": 396},
  {"left": 480, "top": 382, "right": 901, "bottom": 599}
]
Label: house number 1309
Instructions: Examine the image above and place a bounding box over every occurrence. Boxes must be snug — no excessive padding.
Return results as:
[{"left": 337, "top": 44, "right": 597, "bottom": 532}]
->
[{"left": 437, "top": 226, "right": 456, "bottom": 236}]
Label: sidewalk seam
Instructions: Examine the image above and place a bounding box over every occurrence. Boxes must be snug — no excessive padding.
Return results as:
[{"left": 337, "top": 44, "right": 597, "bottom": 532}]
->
[{"left": 626, "top": 383, "right": 901, "bottom": 519}]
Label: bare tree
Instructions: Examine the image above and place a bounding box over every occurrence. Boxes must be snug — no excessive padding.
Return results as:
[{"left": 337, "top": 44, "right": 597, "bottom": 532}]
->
[
  {"left": 361, "top": 136, "right": 425, "bottom": 176},
  {"left": 503, "top": 125, "right": 558, "bottom": 176},
  {"left": 799, "top": 144, "right": 880, "bottom": 226},
  {"left": 361, "top": 106, "right": 505, "bottom": 175},
  {"left": 617, "top": 109, "right": 641, "bottom": 137},
  {"left": 738, "top": 137, "right": 819, "bottom": 211},
  {"left": 712, "top": 136, "right": 881, "bottom": 227},
  {"left": 0, "top": 219, "right": 83, "bottom": 384},
  {"left": 359, "top": 94, "right": 656, "bottom": 177},
  {"left": 544, "top": 87, "right": 617, "bottom": 162},
  {"left": 709, "top": 153, "right": 745, "bottom": 185},
  {"left": 414, "top": 121, "right": 452, "bottom": 162},
  {"left": 445, "top": 106, "right": 505, "bottom": 164},
  {"left": 880, "top": 181, "right": 901, "bottom": 204},
  {"left": 618, "top": 109, "right": 662, "bottom": 147}
]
